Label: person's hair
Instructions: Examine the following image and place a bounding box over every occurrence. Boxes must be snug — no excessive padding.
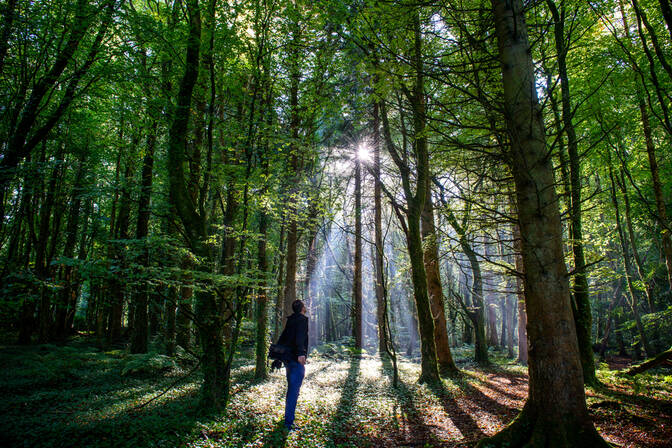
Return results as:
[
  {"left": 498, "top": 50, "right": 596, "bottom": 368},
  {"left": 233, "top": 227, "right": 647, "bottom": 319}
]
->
[{"left": 292, "top": 299, "right": 304, "bottom": 314}]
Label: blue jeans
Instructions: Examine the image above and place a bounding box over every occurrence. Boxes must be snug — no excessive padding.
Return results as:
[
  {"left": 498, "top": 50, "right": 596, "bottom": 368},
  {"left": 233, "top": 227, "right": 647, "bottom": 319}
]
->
[{"left": 284, "top": 360, "right": 305, "bottom": 429}]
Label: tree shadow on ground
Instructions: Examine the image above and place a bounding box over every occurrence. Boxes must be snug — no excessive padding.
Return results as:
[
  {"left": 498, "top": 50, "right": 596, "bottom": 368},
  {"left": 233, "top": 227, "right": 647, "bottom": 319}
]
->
[
  {"left": 328, "top": 355, "right": 361, "bottom": 444},
  {"left": 380, "top": 357, "right": 448, "bottom": 447},
  {"left": 460, "top": 373, "right": 527, "bottom": 402},
  {"left": 593, "top": 383, "right": 672, "bottom": 413},
  {"left": 426, "top": 378, "right": 486, "bottom": 444},
  {"left": 448, "top": 373, "right": 521, "bottom": 419}
]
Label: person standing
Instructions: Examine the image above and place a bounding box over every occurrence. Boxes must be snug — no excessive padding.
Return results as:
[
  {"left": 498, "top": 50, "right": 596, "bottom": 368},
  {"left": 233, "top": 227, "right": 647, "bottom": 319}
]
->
[{"left": 276, "top": 299, "right": 308, "bottom": 431}]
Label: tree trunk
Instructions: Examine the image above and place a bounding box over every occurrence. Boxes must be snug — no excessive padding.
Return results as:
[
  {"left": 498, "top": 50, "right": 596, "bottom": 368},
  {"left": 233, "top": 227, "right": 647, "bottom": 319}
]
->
[
  {"left": 608, "top": 166, "right": 654, "bottom": 357},
  {"left": 478, "top": 1, "right": 608, "bottom": 445},
  {"left": 547, "top": 0, "right": 597, "bottom": 386},
  {"left": 54, "top": 156, "right": 86, "bottom": 338},
  {"left": 378, "top": 11, "right": 440, "bottom": 383},
  {"left": 421, "top": 188, "right": 459, "bottom": 375},
  {"left": 353, "top": 157, "right": 363, "bottom": 349},
  {"left": 254, "top": 208, "right": 269, "bottom": 380},
  {"left": 638, "top": 98, "right": 672, "bottom": 292},
  {"left": 165, "top": 286, "right": 177, "bottom": 356},
  {"left": 514, "top": 223, "right": 528, "bottom": 365},
  {"left": 37, "top": 145, "right": 65, "bottom": 343},
  {"left": 130, "top": 119, "right": 156, "bottom": 354},
  {"left": 372, "top": 102, "right": 388, "bottom": 355},
  {"left": 108, "top": 160, "right": 133, "bottom": 342},
  {"left": 274, "top": 223, "right": 286, "bottom": 340}
]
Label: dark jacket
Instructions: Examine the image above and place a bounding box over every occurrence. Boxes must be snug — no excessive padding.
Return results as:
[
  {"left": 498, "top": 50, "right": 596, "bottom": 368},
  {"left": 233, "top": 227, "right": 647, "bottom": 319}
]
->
[{"left": 277, "top": 312, "right": 308, "bottom": 361}]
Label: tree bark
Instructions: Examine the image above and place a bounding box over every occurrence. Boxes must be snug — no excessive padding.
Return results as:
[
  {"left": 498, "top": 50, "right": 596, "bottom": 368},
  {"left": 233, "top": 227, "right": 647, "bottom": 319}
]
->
[
  {"left": 513, "top": 223, "right": 528, "bottom": 365},
  {"left": 421, "top": 190, "right": 459, "bottom": 375},
  {"left": 372, "top": 102, "right": 388, "bottom": 355},
  {"left": 638, "top": 97, "right": 672, "bottom": 292},
  {"left": 54, "top": 155, "right": 86, "bottom": 338},
  {"left": 608, "top": 165, "right": 655, "bottom": 357},
  {"left": 254, "top": 209, "right": 269, "bottom": 380},
  {"left": 547, "top": 0, "right": 597, "bottom": 386},
  {"left": 478, "top": 1, "right": 608, "bottom": 445},
  {"left": 130, "top": 119, "right": 156, "bottom": 354},
  {"left": 353, "top": 157, "right": 363, "bottom": 349}
]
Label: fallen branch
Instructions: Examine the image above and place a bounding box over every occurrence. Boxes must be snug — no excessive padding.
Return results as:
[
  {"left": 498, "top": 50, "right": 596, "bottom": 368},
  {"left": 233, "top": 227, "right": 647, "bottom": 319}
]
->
[{"left": 625, "top": 346, "right": 672, "bottom": 375}]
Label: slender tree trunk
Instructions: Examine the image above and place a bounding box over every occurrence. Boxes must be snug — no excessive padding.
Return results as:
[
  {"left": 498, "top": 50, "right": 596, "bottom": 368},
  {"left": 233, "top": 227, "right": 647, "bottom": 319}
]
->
[
  {"left": 130, "top": 119, "right": 156, "bottom": 354},
  {"left": 274, "top": 223, "right": 286, "bottom": 340},
  {"left": 618, "top": 168, "right": 655, "bottom": 312},
  {"left": 479, "top": 1, "right": 608, "bottom": 445},
  {"left": 638, "top": 99, "right": 672, "bottom": 291},
  {"left": 547, "top": 0, "right": 597, "bottom": 386},
  {"left": 165, "top": 286, "right": 177, "bottom": 356},
  {"left": 378, "top": 11, "right": 440, "bottom": 383},
  {"left": 37, "top": 145, "right": 65, "bottom": 343},
  {"left": 108, "top": 160, "right": 133, "bottom": 342},
  {"left": 54, "top": 156, "right": 86, "bottom": 338},
  {"left": 353, "top": 157, "right": 363, "bottom": 349},
  {"left": 514, "top": 223, "right": 528, "bottom": 365},
  {"left": 422, "top": 188, "right": 459, "bottom": 375},
  {"left": 372, "top": 102, "right": 388, "bottom": 355},
  {"left": 176, "top": 277, "right": 193, "bottom": 350},
  {"left": 254, "top": 205, "right": 269, "bottom": 380},
  {"left": 608, "top": 166, "right": 654, "bottom": 357}
]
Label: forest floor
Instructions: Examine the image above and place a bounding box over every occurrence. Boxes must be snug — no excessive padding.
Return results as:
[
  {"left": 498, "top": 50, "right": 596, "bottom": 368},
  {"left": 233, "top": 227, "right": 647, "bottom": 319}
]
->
[{"left": 1, "top": 337, "right": 671, "bottom": 448}]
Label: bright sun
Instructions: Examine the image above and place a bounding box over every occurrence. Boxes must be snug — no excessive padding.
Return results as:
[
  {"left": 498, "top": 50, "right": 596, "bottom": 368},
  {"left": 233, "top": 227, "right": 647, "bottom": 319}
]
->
[{"left": 356, "top": 143, "right": 372, "bottom": 162}]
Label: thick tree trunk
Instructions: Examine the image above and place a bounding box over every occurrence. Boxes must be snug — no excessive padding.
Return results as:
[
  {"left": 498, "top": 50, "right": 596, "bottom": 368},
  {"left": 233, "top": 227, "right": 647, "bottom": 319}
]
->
[
  {"left": 479, "top": 1, "right": 608, "bottom": 445},
  {"left": 421, "top": 192, "right": 459, "bottom": 375},
  {"left": 166, "top": 0, "right": 227, "bottom": 410}
]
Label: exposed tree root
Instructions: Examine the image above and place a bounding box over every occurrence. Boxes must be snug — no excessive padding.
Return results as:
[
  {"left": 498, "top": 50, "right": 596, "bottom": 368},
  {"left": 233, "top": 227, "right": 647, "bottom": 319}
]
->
[{"left": 475, "top": 404, "right": 613, "bottom": 448}]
